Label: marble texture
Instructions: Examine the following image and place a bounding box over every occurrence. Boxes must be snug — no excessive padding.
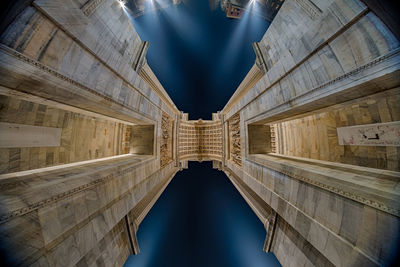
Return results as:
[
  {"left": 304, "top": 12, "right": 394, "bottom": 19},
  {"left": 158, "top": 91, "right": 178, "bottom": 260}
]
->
[
  {"left": 220, "top": 0, "right": 400, "bottom": 266},
  {"left": 0, "top": 0, "right": 180, "bottom": 266},
  {"left": 1, "top": 0, "right": 400, "bottom": 266},
  {"left": 0, "top": 94, "right": 130, "bottom": 174}
]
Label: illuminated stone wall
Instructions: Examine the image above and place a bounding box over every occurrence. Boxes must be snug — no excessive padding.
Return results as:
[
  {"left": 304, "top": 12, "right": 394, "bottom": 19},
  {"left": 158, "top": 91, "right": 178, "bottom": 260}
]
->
[
  {"left": 0, "top": 0, "right": 180, "bottom": 266},
  {"left": 221, "top": 0, "right": 400, "bottom": 266},
  {"left": 178, "top": 114, "right": 223, "bottom": 162}
]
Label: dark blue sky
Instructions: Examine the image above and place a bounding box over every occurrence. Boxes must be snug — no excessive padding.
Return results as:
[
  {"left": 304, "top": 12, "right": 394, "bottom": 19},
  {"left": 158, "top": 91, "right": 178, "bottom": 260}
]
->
[
  {"left": 129, "top": 0, "right": 269, "bottom": 119},
  {"left": 124, "top": 1, "right": 280, "bottom": 267},
  {"left": 124, "top": 162, "right": 281, "bottom": 267}
]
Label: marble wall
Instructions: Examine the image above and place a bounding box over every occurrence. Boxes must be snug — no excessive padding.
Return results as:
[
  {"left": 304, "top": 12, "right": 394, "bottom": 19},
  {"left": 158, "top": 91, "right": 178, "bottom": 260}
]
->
[
  {"left": 0, "top": 0, "right": 180, "bottom": 266},
  {"left": 0, "top": 94, "right": 131, "bottom": 174},
  {"left": 1, "top": 0, "right": 399, "bottom": 266},
  {"left": 221, "top": 0, "right": 400, "bottom": 266},
  {"left": 272, "top": 88, "right": 400, "bottom": 171}
]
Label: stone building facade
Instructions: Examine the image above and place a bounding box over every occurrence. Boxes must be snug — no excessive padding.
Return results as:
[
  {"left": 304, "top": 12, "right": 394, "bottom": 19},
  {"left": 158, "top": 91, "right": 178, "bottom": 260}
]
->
[{"left": 0, "top": 0, "right": 399, "bottom": 266}]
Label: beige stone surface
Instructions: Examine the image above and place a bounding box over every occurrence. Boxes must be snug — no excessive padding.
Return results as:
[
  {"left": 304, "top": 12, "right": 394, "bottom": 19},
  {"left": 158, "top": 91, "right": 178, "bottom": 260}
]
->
[
  {"left": 220, "top": 0, "right": 400, "bottom": 266},
  {"left": 178, "top": 116, "right": 223, "bottom": 162},
  {"left": 1, "top": 0, "right": 400, "bottom": 266},
  {"left": 271, "top": 89, "right": 400, "bottom": 171},
  {"left": 0, "top": 122, "right": 62, "bottom": 148},
  {"left": 0, "top": 0, "right": 180, "bottom": 265},
  {"left": 0, "top": 94, "right": 131, "bottom": 174}
]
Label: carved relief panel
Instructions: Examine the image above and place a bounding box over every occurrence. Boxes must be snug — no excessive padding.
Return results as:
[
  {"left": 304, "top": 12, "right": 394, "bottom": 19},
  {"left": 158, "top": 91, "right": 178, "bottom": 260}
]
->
[
  {"left": 160, "top": 112, "right": 174, "bottom": 167},
  {"left": 228, "top": 113, "right": 241, "bottom": 166},
  {"left": 178, "top": 120, "right": 223, "bottom": 161}
]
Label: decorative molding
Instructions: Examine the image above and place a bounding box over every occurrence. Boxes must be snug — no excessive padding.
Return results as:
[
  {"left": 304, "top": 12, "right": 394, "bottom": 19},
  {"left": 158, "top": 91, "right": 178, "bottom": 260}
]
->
[
  {"left": 233, "top": 8, "right": 372, "bottom": 120},
  {"left": 178, "top": 120, "right": 223, "bottom": 160},
  {"left": 135, "top": 171, "right": 174, "bottom": 226},
  {"left": 179, "top": 154, "right": 222, "bottom": 162},
  {"left": 263, "top": 211, "right": 277, "bottom": 252},
  {"left": 125, "top": 167, "right": 176, "bottom": 258},
  {"left": 133, "top": 41, "right": 149, "bottom": 73},
  {"left": 270, "top": 124, "right": 278, "bottom": 153},
  {"left": 228, "top": 113, "right": 242, "bottom": 166},
  {"left": 1, "top": 163, "right": 175, "bottom": 266},
  {"left": 32, "top": 0, "right": 175, "bottom": 118},
  {"left": 222, "top": 64, "right": 263, "bottom": 117},
  {"left": 139, "top": 63, "right": 179, "bottom": 114},
  {"left": 253, "top": 42, "right": 268, "bottom": 74},
  {"left": 160, "top": 112, "right": 173, "bottom": 167},
  {"left": 81, "top": 0, "right": 107, "bottom": 16},
  {"left": 0, "top": 44, "right": 157, "bottom": 122},
  {"left": 295, "top": 0, "right": 322, "bottom": 21},
  {"left": 225, "top": 169, "right": 266, "bottom": 223},
  {"left": 0, "top": 156, "right": 155, "bottom": 223},
  {"left": 290, "top": 48, "right": 400, "bottom": 103},
  {"left": 124, "top": 215, "right": 140, "bottom": 255},
  {"left": 175, "top": 113, "right": 181, "bottom": 167},
  {"left": 247, "top": 155, "right": 400, "bottom": 217},
  {"left": 247, "top": 47, "right": 400, "bottom": 124}
]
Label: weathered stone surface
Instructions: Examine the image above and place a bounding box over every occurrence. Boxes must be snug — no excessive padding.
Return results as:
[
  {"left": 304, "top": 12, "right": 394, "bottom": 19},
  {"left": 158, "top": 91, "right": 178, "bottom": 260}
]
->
[
  {"left": 160, "top": 112, "right": 173, "bottom": 167},
  {"left": 0, "top": 93, "right": 132, "bottom": 174},
  {"left": 220, "top": 0, "right": 400, "bottom": 266},
  {"left": 1, "top": 0, "right": 399, "bottom": 266},
  {"left": 228, "top": 113, "right": 241, "bottom": 166},
  {"left": 178, "top": 114, "right": 223, "bottom": 162},
  {"left": 0, "top": 0, "right": 180, "bottom": 266},
  {"left": 271, "top": 89, "right": 400, "bottom": 171}
]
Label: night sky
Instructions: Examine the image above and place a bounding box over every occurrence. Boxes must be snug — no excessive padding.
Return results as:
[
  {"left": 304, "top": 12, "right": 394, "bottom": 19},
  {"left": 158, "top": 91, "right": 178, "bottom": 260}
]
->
[
  {"left": 124, "top": 1, "right": 280, "bottom": 266},
  {"left": 124, "top": 163, "right": 281, "bottom": 267},
  {"left": 128, "top": 0, "right": 269, "bottom": 119}
]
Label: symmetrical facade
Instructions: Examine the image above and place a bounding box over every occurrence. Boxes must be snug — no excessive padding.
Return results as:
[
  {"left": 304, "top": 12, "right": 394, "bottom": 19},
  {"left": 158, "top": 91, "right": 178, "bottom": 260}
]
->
[
  {"left": 0, "top": 0, "right": 399, "bottom": 266},
  {"left": 178, "top": 113, "right": 223, "bottom": 162}
]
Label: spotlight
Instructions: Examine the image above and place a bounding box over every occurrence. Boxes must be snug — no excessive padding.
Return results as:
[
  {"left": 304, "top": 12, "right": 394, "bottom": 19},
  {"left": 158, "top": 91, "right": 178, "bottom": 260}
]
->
[
  {"left": 247, "top": 0, "right": 255, "bottom": 8},
  {"left": 118, "top": 0, "right": 125, "bottom": 8}
]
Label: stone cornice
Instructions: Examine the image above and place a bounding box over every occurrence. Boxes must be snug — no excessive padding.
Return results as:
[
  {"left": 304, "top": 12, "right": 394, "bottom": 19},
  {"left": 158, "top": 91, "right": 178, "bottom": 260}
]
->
[
  {"left": 130, "top": 169, "right": 176, "bottom": 226},
  {"left": 140, "top": 63, "right": 179, "bottom": 114},
  {"left": 247, "top": 154, "right": 400, "bottom": 217},
  {"left": 222, "top": 64, "right": 263, "bottom": 116},
  {"left": 226, "top": 6, "right": 389, "bottom": 121},
  {"left": 0, "top": 155, "right": 155, "bottom": 224},
  {"left": 0, "top": 44, "right": 156, "bottom": 123},
  {"left": 81, "top": 0, "right": 107, "bottom": 16},
  {"left": 225, "top": 160, "right": 381, "bottom": 266},
  {"left": 179, "top": 154, "right": 222, "bottom": 161},
  {"left": 32, "top": 1, "right": 175, "bottom": 117},
  {"left": 246, "top": 47, "right": 400, "bottom": 124}
]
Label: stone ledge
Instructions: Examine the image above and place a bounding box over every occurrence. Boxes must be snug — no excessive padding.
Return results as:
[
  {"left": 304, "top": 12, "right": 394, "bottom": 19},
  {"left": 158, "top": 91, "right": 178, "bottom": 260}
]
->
[
  {"left": 0, "top": 154, "right": 155, "bottom": 223},
  {"left": 245, "top": 48, "right": 400, "bottom": 124},
  {"left": 247, "top": 154, "right": 400, "bottom": 217},
  {"left": 225, "top": 160, "right": 382, "bottom": 266},
  {"left": 0, "top": 44, "right": 155, "bottom": 124}
]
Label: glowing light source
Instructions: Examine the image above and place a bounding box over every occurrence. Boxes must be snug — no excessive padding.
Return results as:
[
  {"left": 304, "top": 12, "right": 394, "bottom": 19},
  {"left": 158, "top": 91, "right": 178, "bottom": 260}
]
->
[
  {"left": 247, "top": 0, "right": 256, "bottom": 8},
  {"left": 118, "top": 0, "right": 125, "bottom": 8}
]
